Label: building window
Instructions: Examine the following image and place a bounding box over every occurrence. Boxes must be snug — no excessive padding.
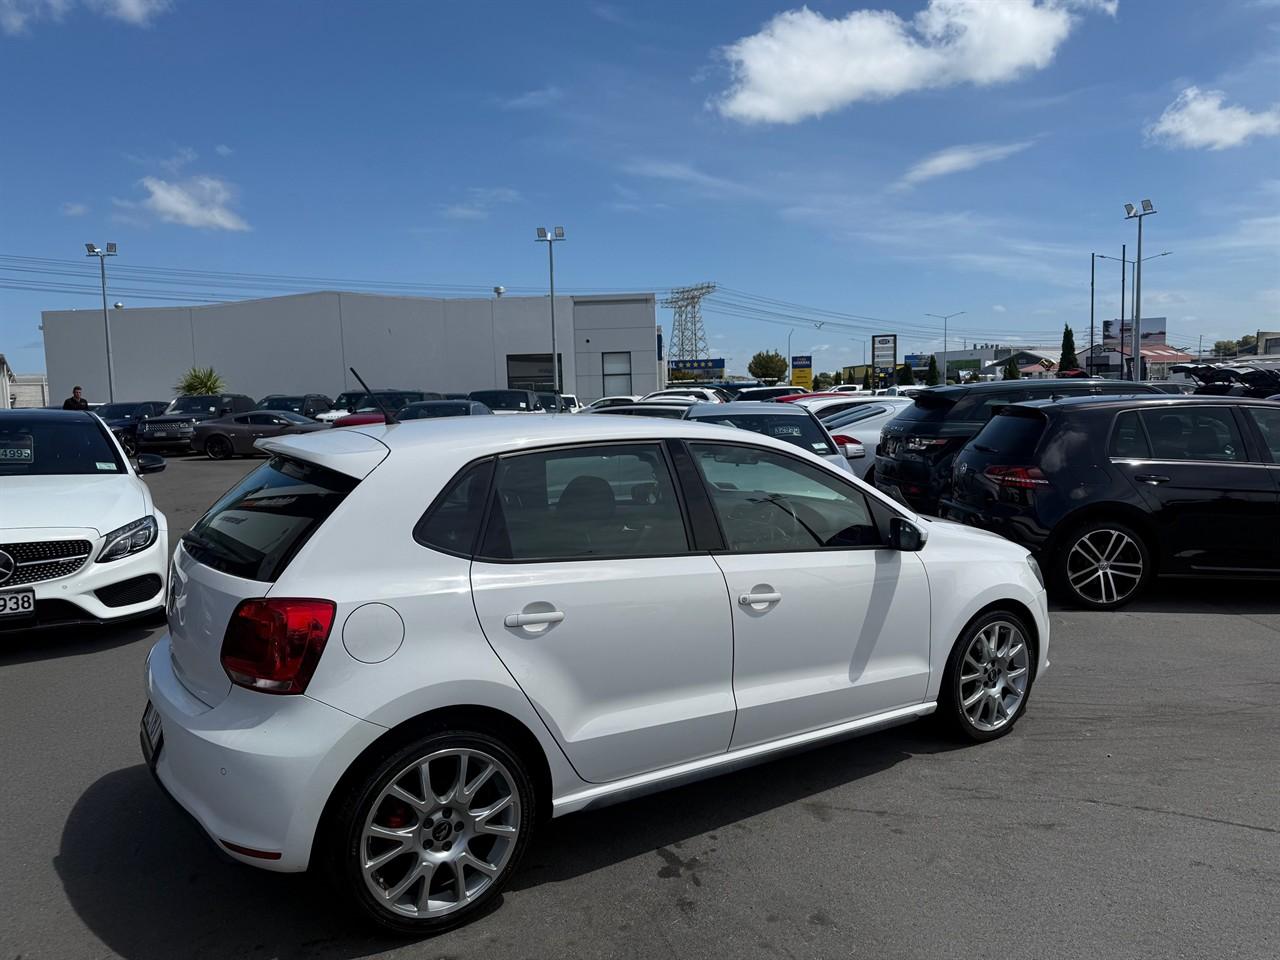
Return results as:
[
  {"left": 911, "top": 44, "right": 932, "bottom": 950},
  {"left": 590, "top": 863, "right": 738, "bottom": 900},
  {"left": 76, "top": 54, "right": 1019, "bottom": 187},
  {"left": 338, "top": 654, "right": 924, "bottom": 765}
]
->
[
  {"left": 506, "top": 354, "right": 561, "bottom": 393},
  {"left": 603, "top": 352, "right": 632, "bottom": 396}
]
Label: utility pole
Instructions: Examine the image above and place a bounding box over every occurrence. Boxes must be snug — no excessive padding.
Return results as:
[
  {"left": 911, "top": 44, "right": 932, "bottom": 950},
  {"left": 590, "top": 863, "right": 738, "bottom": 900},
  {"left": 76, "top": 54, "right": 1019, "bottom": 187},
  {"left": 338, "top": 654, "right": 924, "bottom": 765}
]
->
[
  {"left": 1089, "top": 253, "right": 1096, "bottom": 375},
  {"left": 84, "top": 242, "right": 118, "bottom": 402},
  {"left": 1119, "top": 243, "right": 1126, "bottom": 379},
  {"left": 1125, "top": 200, "right": 1157, "bottom": 380},
  {"left": 925, "top": 311, "right": 965, "bottom": 384},
  {"left": 535, "top": 227, "right": 565, "bottom": 400}
]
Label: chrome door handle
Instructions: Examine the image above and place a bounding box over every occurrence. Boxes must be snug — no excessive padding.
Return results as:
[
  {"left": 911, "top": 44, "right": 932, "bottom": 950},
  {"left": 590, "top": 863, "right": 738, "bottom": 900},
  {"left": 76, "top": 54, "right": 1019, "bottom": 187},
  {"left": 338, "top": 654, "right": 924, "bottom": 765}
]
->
[
  {"left": 504, "top": 610, "right": 565, "bottom": 628},
  {"left": 1135, "top": 474, "right": 1170, "bottom": 485},
  {"left": 738, "top": 591, "right": 782, "bottom": 606}
]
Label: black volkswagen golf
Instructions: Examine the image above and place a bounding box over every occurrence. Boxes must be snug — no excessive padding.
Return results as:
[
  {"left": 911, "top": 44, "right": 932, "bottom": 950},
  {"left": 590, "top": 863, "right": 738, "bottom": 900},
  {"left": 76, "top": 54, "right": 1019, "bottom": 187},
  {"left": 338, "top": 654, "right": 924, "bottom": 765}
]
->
[{"left": 941, "top": 395, "right": 1280, "bottom": 609}]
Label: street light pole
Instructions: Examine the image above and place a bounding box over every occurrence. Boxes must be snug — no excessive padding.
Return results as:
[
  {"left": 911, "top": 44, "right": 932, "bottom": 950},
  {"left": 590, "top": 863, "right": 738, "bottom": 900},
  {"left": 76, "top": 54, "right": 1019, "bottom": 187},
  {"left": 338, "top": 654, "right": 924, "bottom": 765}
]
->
[
  {"left": 924, "top": 311, "right": 965, "bottom": 384},
  {"left": 786, "top": 329, "right": 794, "bottom": 381},
  {"left": 1125, "top": 200, "right": 1157, "bottom": 380},
  {"left": 85, "top": 242, "right": 118, "bottom": 402},
  {"left": 1096, "top": 248, "right": 1170, "bottom": 380},
  {"left": 1089, "top": 253, "right": 1097, "bottom": 374},
  {"left": 535, "top": 227, "right": 566, "bottom": 402}
]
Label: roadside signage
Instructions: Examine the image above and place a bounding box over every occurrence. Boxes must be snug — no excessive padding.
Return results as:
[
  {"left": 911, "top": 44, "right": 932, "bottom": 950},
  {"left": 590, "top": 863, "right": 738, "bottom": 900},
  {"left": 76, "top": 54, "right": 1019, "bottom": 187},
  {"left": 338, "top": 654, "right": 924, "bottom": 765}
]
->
[
  {"left": 668, "top": 358, "right": 725, "bottom": 375},
  {"left": 790, "top": 355, "right": 813, "bottom": 391},
  {"left": 872, "top": 335, "right": 897, "bottom": 372},
  {"left": 904, "top": 353, "right": 928, "bottom": 367}
]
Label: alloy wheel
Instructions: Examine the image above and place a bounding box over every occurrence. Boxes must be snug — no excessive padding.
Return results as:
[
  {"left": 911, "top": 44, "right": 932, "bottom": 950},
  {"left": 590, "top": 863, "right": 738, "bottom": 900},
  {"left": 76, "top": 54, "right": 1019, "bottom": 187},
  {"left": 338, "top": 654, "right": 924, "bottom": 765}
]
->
[
  {"left": 957, "top": 619, "right": 1030, "bottom": 733},
  {"left": 1066, "top": 528, "right": 1143, "bottom": 606},
  {"left": 206, "top": 436, "right": 232, "bottom": 460},
  {"left": 359, "top": 748, "right": 521, "bottom": 920}
]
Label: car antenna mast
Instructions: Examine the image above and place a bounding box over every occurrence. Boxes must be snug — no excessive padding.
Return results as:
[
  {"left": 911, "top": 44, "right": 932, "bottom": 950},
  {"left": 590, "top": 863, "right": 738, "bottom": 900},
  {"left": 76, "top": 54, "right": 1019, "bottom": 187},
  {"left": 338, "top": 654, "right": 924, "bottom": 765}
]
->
[{"left": 348, "top": 367, "right": 398, "bottom": 425}]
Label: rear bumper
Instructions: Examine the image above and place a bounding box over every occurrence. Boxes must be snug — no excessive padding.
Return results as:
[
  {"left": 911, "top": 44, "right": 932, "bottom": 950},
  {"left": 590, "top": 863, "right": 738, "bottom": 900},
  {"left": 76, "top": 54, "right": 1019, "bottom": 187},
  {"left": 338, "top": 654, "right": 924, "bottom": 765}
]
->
[
  {"left": 873, "top": 457, "right": 945, "bottom": 514},
  {"left": 144, "top": 635, "right": 386, "bottom": 872}
]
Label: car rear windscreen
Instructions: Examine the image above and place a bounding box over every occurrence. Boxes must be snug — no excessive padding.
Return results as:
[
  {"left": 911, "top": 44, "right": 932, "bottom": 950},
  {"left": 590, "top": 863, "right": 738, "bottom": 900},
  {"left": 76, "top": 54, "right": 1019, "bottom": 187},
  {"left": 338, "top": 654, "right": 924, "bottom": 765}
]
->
[
  {"left": 182, "top": 455, "right": 357, "bottom": 581},
  {"left": 894, "top": 391, "right": 961, "bottom": 423},
  {"left": 688, "top": 412, "right": 835, "bottom": 455},
  {"left": 971, "top": 411, "right": 1047, "bottom": 456},
  {"left": 0, "top": 418, "right": 124, "bottom": 476}
]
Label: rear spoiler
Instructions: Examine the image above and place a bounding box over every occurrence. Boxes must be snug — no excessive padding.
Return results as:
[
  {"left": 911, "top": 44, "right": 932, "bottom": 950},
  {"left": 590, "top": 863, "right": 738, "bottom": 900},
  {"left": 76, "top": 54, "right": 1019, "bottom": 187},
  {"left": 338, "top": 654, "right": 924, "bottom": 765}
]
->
[{"left": 256, "top": 430, "right": 390, "bottom": 479}]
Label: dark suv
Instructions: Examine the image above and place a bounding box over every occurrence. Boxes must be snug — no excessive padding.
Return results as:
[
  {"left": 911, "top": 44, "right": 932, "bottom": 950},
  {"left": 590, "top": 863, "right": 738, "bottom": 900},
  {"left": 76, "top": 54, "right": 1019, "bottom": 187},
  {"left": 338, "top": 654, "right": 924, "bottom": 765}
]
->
[
  {"left": 874, "top": 379, "right": 1161, "bottom": 514},
  {"left": 941, "top": 395, "right": 1280, "bottom": 609},
  {"left": 136, "top": 393, "right": 256, "bottom": 452}
]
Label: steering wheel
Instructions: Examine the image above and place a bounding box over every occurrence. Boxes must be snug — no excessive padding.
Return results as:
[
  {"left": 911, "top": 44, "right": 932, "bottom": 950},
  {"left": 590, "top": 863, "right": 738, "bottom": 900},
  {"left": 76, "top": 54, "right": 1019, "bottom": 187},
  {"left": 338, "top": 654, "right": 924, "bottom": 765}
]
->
[{"left": 726, "top": 500, "right": 797, "bottom": 546}]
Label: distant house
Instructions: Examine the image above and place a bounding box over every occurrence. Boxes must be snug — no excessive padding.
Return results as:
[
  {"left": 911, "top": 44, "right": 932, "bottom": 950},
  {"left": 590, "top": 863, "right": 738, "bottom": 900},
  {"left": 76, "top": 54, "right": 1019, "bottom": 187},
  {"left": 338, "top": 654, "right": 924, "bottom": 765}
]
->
[
  {"left": 981, "top": 348, "right": 1062, "bottom": 379},
  {"left": 1084, "top": 342, "right": 1194, "bottom": 380}
]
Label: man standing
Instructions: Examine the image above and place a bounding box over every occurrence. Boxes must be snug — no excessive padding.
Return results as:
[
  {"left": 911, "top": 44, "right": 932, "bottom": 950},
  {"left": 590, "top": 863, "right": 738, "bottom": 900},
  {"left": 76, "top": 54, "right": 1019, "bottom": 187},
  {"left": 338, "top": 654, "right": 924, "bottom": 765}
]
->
[{"left": 62, "top": 386, "right": 90, "bottom": 411}]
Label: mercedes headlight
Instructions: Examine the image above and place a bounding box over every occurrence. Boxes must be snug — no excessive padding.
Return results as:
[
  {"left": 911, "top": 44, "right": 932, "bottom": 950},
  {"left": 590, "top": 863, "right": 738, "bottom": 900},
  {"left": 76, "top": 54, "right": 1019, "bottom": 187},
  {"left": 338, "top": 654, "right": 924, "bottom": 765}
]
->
[{"left": 98, "top": 516, "right": 158, "bottom": 562}]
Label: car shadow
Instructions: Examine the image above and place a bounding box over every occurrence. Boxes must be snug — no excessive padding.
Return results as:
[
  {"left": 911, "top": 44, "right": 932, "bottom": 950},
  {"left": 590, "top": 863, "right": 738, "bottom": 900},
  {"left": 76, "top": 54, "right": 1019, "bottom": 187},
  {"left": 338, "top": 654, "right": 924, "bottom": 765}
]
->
[
  {"left": 0, "top": 618, "right": 160, "bottom": 667},
  {"left": 58, "top": 723, "right": 947, "bottom": 958}
]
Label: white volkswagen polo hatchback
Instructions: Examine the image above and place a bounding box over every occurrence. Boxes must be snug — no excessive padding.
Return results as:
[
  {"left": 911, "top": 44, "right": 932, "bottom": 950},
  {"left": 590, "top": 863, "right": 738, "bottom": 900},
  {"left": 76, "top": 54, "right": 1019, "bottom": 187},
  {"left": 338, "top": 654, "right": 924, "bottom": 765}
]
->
[
  {"left": 0, "top": 409, "right": 168, "bottom": 631},
  {"left": 143, "top": 415, "right": 1048, "bottom": 934}
]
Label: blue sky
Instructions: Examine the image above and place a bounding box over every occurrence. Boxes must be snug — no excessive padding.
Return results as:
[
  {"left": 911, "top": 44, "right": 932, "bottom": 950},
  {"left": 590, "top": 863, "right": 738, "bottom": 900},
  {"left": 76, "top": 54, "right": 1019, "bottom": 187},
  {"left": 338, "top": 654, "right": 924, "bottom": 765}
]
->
[{"left": 2, "top": 0, "right": 1277, "bottom": 377}]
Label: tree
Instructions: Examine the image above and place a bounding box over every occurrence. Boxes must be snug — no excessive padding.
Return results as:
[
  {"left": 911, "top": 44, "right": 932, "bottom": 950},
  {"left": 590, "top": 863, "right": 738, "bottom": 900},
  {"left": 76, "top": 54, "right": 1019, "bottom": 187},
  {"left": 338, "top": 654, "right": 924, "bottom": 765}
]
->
[
  {"left": 1059, "top": 323, "right": 1079, "bottom": 371},
  {"left": 747, "top": 350, "right": 788, "bottom": 382},
  {"left": 1212, "top": 339, "right": 1237, "bottom": 358},
  {"left": 895, "top": 364, "right": 914, "bottom": 386},
  {"left": 925, "top": 355, "right": 940, "bottom": 386},
  {"left": 861, "top": 368, "right": 873, "bottom": 391},
  {"left": 831, "top": 369, "right": 844, "bottom": 386},
  {"left": 1002, "top": 357, "right": 1022, "bottom": 381},
  {"left": 813, "top": 371, "right": 835, "bottom": 391},
  {"left": 174, "top": 366, "right": 225, "bottom": 395}
]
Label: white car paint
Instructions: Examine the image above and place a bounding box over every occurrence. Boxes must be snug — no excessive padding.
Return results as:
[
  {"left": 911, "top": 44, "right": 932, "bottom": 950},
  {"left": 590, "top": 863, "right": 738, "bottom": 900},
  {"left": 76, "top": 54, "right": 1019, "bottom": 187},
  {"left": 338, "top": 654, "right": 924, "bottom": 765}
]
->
[
  {"left": 581, "top": 395, "right": 640, "bottom": 411},
  {"left": 822, "top": 397, "right": 916, "bottom": 479},
  {"left": 641, "top": 388, "right": 723, "bottom": 403},
  {"left": 145, "top": 415, "right": 1048, "bottom": 878}
]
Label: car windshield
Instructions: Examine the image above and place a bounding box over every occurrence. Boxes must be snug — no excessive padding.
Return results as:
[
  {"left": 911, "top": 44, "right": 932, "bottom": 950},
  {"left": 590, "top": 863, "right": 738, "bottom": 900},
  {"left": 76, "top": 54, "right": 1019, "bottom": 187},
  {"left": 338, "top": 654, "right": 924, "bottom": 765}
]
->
[
  {"left": 259, "top": 396, "right": 311, "bottom": 413},
  {"left": 0, "top": 418, "right": 124, "bottom": 476},
  {"left": 470, "top": 390, "right": 535, "bottom": 411},
  {"left": 166, "top": 396, "right": 228, "bottom": 416},
  {"left": 96, "top": 403, "right": 142, "bottom": 419},
  {"left": 336, "top": 391, "right": 418, "bottom": 410},
  {"left": 273, "top": 411, "right": 314, "bottom": 424},
  {"left": 401, "top": 403, "right": 472, "bottom": 419},
  {"left": 687, "top": 412, "right": 835, "bottom": 455}
]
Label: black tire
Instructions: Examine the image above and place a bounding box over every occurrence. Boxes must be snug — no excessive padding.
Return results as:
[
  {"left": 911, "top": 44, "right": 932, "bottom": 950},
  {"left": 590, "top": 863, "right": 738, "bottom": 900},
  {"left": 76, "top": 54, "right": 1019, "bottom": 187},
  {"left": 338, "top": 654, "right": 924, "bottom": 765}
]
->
[
  {"left": 205, "top": 435, "right": 234, "bottom": 460},
  {"left": 323, "top": 728, "right": 536, "bottom": 936},
  {"left": 937, "top": 608, "right": 1036, "bottom": 743},
  {"left": 1052, "top": 518, "right": 1151, "bottom": 610}
]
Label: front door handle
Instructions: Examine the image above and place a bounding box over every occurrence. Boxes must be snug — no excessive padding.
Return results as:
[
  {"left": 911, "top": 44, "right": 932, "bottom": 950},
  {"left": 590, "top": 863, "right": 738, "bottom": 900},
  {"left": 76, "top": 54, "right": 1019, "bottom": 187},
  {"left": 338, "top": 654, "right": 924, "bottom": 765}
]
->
[
  {"left": 1135, "top": 474, "right": 1170, "bottom": 485},
  {"left": 504, "top": 610, "right": 565, "bottom": 628},
  {"left": 738, "top": 591, "right": 782, "bottom": 606}
]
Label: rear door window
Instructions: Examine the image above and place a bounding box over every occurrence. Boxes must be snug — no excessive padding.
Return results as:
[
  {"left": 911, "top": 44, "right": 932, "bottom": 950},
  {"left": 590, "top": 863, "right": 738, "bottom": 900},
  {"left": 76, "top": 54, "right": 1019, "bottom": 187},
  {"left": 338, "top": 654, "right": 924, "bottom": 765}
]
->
[
  {"left": 183, "top": 456, "right": 358, "bottom": 581},
  {"left": 1139, "top": 407, "right": 1247, "bottom": 462},
  {"left": 1109, "top": 411, "right": 1151, "bottom": 458}
]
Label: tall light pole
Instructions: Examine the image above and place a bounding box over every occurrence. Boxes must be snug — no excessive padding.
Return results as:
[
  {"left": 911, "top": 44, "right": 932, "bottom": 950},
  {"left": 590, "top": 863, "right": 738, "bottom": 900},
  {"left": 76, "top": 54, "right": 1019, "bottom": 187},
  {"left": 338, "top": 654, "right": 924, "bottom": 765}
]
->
[
  {"left": 1124, "top": 200, "right": 1157, "bottom": 379},
  {"left": 1096, "top": 249, "right": 1171, "bottom": 379},
  {"left": 85, "top": 242, "right": 118, "bottom": 402},
  {"left": 924, "top": 311, "right": 965, "bottom": 383},
  {"left": 535, "top": 226, "right": 565, "bottom": 401}
]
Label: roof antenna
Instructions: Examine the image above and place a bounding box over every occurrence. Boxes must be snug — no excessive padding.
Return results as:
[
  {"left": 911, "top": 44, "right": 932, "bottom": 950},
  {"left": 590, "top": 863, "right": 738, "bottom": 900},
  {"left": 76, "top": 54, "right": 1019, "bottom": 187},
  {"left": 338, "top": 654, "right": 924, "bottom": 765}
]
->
[{"left": 348, "top": 367, "right": 398, "bottom": 425}]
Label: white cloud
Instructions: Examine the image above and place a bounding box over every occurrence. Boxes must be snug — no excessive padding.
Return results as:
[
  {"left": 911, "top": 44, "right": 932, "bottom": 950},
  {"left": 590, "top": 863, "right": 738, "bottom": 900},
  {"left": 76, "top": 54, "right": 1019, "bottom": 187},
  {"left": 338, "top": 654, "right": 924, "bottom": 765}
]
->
[
  {"left": 992, "top": 304, "right": 1007, "bottom": 312},
  {"left": 501, "top": 86, "right": 563, "bottom": 110},
  {"left": 893, "top": 140, "right": 1034, "bottom": 190},
  {"left": 215, "top": 143, "right": 233, "bottom": 157},
  {"left": 440, "top": 186, "right": 521, "bottom": 221},
  {"left": 1, "top": 0, "right": 166, "bottom": 33},
  {"left": 1147, "top": 86, "right": 1280, "bottom": 150},
  {"left": 139, "top": 176, "right": 250, "bottom": 231},
  {"left": 60, "top": 201, "right": 88, "bottom": 216},
  {"left": 715, "top": 0, "right": 1115, "bottom": 124},
  {"left": 622, "top": 159, "right": 753, "bottom": 195},
  {"left": 159, "top": 145, "right": 197, "bottom": 173}
]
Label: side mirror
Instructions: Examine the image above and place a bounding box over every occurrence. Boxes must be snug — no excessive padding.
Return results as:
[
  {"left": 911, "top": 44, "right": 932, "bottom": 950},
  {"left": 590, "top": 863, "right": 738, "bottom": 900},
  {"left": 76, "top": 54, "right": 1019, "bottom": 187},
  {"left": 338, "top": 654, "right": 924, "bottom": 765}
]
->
[
  {"left": 135, "top": 453, "right": 166, "bottom": 475},
  {"left": 888, "top": 516, "right": 927, "bottom": 552}
]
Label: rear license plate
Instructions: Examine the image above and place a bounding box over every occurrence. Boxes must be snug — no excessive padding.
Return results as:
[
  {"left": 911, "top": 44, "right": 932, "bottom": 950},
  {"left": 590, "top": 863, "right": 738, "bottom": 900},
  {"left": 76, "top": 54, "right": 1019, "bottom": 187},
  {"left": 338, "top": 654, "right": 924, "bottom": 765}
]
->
[
  {"left": 140, "top": 701, "right": 163, "bottom": 766},
  {"left": 0, "top": 589, "right": 35, "bottom": 618},
  {"left": 153, "top": 431, "right": 169, "bottom": 438}
]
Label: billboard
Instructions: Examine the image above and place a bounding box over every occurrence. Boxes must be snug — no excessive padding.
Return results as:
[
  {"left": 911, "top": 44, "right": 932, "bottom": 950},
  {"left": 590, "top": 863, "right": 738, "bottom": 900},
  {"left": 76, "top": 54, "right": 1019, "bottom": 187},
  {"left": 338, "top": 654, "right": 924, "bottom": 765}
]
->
[
  {"left": 790, "top": 354, "right": 813, "bottom": 391},
  {"left": 668, "top": 358, "right": 725, "bottom": 377},
  {"left": 872, "top": 334, "right": 897, "bottom": 370},
  {"left": 904, "top": 353, "right": 928, "bottom": 368},
  {"left": 1102, "top": 317, "right": 1166, "bottom": 347}
]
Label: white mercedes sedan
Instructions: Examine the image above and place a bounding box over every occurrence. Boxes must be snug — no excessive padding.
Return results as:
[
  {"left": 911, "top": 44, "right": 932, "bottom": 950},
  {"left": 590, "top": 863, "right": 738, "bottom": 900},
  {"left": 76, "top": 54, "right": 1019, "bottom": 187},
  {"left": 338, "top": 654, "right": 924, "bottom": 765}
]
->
[
  {"left": 142, "top": 415, "right": 1049, "bottom": 934},
  {"left": 0, "top": 409, "right": 168, "bottom": 631}
]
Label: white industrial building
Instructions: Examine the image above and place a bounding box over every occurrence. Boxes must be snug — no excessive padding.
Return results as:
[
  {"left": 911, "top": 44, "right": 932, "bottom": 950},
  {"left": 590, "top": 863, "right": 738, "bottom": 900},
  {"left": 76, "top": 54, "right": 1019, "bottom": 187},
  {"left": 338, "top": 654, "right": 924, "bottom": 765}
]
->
[{"left": 41, "top": 290, "right": 662, "bottom": 404}]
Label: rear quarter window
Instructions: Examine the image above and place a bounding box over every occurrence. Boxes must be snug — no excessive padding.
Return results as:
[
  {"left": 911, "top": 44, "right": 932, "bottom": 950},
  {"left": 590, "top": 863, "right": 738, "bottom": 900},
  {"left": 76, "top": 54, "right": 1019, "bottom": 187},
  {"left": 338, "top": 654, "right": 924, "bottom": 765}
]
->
[
  {"left": 971, "top": 411, "right": 1047, "bottom": 456},
  {"left": 1109, "top": 411, "right": 1151, "bottom": 458}
]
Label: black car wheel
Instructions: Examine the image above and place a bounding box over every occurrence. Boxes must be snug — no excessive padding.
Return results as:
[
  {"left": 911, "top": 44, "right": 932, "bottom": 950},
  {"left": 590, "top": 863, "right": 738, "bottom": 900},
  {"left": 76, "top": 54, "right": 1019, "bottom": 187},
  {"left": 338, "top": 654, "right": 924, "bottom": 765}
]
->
[
  {"left": 1054, "top": 519, "right": 1151, "bottom": 610},
  {"left": 205, "top": 435, "right": 234, "bottom": 460}
]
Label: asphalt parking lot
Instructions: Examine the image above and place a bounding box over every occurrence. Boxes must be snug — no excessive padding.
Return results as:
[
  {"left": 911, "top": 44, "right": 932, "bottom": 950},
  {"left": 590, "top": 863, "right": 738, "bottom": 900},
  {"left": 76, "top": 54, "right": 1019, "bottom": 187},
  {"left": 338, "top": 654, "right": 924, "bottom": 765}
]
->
[{"left": 1, "top": 455, "right": 1277, "bottom": 960}]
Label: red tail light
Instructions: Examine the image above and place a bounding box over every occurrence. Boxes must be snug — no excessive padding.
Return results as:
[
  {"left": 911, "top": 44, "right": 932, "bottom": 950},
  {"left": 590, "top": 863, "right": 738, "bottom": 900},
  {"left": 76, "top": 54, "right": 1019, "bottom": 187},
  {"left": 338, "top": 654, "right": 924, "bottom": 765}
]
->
[
  {"left": 221, "top": 598, "right": 336, "bottom": 694},
  {"left": 830, "top": 434, "right": 863, "bottom": 447},
  {"left": 984, "top": 465, "right": 1050, "bottom": 489}
]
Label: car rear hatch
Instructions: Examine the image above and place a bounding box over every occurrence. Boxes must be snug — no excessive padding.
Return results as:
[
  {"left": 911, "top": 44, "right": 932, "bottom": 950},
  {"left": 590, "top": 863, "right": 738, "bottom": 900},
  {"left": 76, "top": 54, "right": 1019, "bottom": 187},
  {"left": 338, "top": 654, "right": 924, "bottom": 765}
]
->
[
  {"left": 875, "top": 390, "right": 971, "bottom": 498},
  {"left": 166, "top": 430, "right": 387, "bottom": 707},
  {"left": 949, "top": 406, "right": 1050, "bottom": 511}
]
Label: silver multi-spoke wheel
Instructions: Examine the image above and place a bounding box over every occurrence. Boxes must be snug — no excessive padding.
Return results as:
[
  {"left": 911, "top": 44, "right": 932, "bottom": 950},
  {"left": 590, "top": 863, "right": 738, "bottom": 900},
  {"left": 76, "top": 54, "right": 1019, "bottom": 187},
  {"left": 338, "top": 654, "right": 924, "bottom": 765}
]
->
[
  {"left": 1066, "top": 527, "right": 1144, "bottom": 605},
  {"left": 359, "top": 747, "right": 522, "bottom": 920},
  {"left": 957, "top": 620, "right": 1030, "bottom": 733}
]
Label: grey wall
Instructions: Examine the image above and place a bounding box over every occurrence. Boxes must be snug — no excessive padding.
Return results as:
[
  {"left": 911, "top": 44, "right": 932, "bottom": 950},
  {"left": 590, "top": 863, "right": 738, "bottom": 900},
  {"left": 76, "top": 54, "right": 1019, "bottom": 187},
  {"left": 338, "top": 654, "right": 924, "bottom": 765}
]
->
[{"left": 42, "top": 291, "right": 656, "bottom": 404}]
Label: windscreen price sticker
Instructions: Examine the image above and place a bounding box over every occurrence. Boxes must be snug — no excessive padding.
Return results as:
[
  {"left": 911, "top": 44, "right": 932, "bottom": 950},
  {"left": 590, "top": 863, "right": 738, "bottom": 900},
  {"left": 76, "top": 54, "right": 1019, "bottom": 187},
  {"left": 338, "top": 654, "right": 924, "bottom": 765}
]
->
[{"left": 0, "top": 438, "right": 34, "bottom": 462}]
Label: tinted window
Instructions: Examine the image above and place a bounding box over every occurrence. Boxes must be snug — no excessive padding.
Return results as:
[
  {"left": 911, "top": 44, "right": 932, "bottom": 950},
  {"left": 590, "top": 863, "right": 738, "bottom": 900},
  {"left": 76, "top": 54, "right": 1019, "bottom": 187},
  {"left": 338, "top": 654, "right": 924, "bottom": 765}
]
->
[
  {"left": 690, "top": 443, "right": 879, "bottom": 552},
  {"left": 1140, "top": 407, "right": 1246, "bottom": 462},
  {"left": 470, "top": 390, "right": 537, "bottom": 412},
  {"left": 233, "top": 415, "right": 253, "bottom": 424},
  {"left": 97, "top": 403, "right": 141, "bottom": 419},
  {"left": 895, "top": 392, "right": 961, "bottom": 423},
  {"left": 811, "top": 400, "right": 863, "bottom": 420},
  {"left": 402, "top": 403, "right": 472, "bottom": 420},
  {"left": 184, "top": 456, "right": 358, "bottom": 581},
  {"left": 1109, "top": 411, "right": 1151, "bottom": 458},
  {"left": 259, "top": 396, "right": 306, "bottom": 413},
  {"left": 0, "top": 418, "right": 124, "bottom": 476},
  {"left": 971, "top": 411, "right": 1047, "bottom": 455},
  {"left": 479, "top": 444, "right": 688, "bottom": 560},
  {"left": 686, "top": 412, "right": 835, "bottom": 456},
  {"left": 951, "top": 390, "right": 1029, "bottom": 422},
  {"left": 1245, "top": 408, "right": 1280, "bottom": 462},
  {"left": 415, "top": 459, "right": 494, "bottom": 555},
  {"left": 166, "top": 395, "right": 226, "bottom": 416},
  {"left": 824, "top": 404, "right": 889, "bottom": 428}
]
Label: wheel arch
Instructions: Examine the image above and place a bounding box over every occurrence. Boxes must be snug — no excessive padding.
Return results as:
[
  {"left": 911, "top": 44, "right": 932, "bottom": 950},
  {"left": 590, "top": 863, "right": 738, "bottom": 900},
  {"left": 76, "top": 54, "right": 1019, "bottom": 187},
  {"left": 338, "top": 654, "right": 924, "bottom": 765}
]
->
[
  {"left": 963, "top": 599, "right": 1041, "bottom": 678},
  {"left": 1048, "top": 502, "right": 1159, "bottom": 576}
]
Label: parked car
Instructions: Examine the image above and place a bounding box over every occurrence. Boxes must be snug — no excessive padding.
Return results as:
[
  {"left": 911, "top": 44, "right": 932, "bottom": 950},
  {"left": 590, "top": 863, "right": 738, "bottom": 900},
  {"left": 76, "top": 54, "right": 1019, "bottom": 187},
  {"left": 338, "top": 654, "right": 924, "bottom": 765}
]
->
[
  {"left": 316, "top": 391, "right": 436, "bottom": 423},
  {"left": 684, "top": 401, "right": 859, "bottom": 474},
  {"left": 640, "top": 387, "right": 730, "bottom": 403},
  {"left": 135, "top": 393, "right": 257, "bottom": 452},
  {"left": 831, "top": 384, "right": 867, "bottom": 393},
  {"left": 815, "top": 397, "right": 916, "bottom": 481},
  {"left": 536, "top": 393, "right": 573, "bottom": 413},
  {"left": 582, "top": 395, "right": 640, "bottom": 411},
  {"left": 1170, "top": 363, "right": 1280, "bottom": 399},
  {"left": 95, "top": 400, "right": 170, "bottom": 456},
  {"left": 734, "top": 385, "right": 809, "bottom": 402},
  {"left": 560, "top": 394, "right": 581, "bottom": 412},
  {"left": 468, "top": 390, "right": 545, "bottom": 414},
  {"left": 257, "top": 394, "right": 334, "bottom": 418},
  {"left": 637, "top": 395, "right": 696, "bottom": 406},
  {"left": 143, "top": 415, "right": 1048, "bottom": 933},
  {"left": 941, "top": 396, "right": 1280, "bottom": 609},
  {"left": 399, "top": 400, "right": 492, "bottom": 420},
  {"left": 1, "top": 409, "right": 167, "bottom": 631},
  {"left": 587, "top": 403, "right": 691, "bottom": 419},
  {"left": 192, "top": 411, "right": 329, "bottom": 459},
  {"left": 875, "top": 379, "right": 1162, "bottom": 514},
  {"left": 790, "top": 395, "right": 892, "bottom": 422},
  {"left": 1140, "top": 380, "right": 1195, "bottom": 395}
]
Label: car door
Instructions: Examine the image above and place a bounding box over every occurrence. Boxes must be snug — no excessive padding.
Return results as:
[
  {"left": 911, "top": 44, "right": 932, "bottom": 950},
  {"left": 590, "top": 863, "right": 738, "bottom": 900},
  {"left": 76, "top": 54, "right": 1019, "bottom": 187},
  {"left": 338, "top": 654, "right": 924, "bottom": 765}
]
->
[
  {"left": 1121, "top": 405, "right": 1278, "bottom": 573},
  {"left": 469, "top": 441, "right": 736, "bottom": 783},
  {"left": 684, "top": 441, "right": 932, "bottom": 750}
]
